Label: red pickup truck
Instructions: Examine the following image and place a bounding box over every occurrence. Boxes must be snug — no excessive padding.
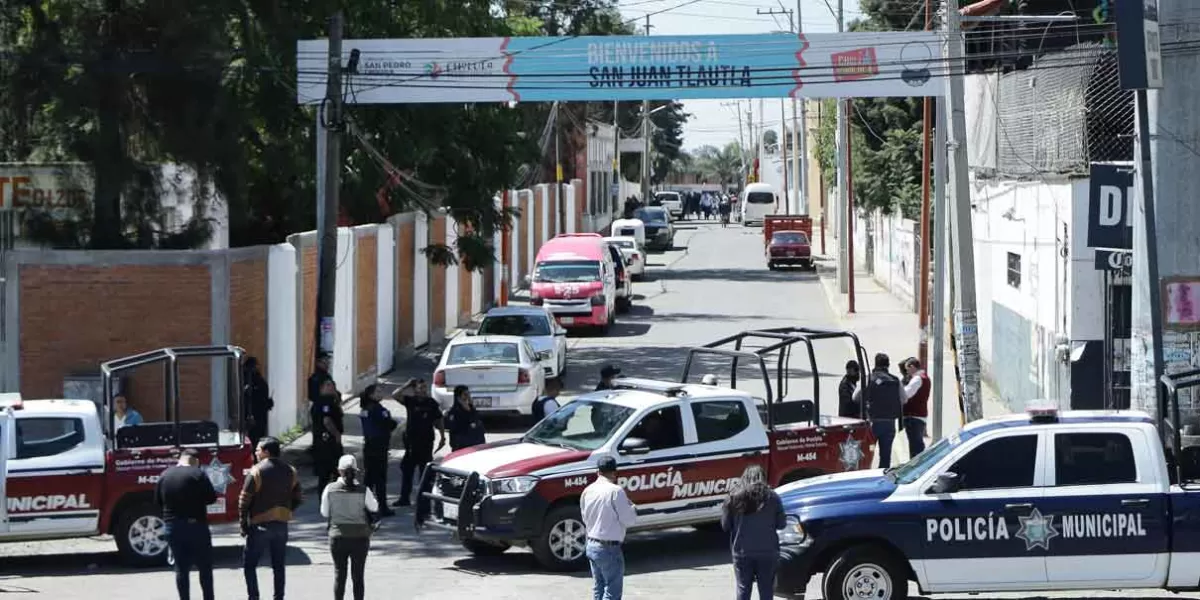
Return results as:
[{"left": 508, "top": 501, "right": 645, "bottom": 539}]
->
[
  {"left": 1, "top": 346, "right": 254, "bottom": 566},
  {"left": 764, "top": 215, "right": 814, "bottom": 270}
]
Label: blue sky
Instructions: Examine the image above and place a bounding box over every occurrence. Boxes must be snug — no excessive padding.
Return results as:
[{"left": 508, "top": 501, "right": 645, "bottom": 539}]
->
[{"left": 616, "top": 0, "right": 866, "bottom": 151}]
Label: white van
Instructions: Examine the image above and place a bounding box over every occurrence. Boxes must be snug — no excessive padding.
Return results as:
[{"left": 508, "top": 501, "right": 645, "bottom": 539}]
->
[{"left": 740, "top": 182, "right": 779, "bottom": 226}]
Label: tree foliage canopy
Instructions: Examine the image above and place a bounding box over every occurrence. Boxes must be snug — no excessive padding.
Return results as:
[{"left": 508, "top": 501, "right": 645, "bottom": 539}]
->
[{"left": 0, "top": 0, "right": 687, "bottom": 266}]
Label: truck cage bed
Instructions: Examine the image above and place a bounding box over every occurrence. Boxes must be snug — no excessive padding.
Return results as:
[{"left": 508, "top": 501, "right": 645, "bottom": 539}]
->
[
  {"left": 1159, "top": 369, "right": 1200, "bottom": 485},
  {"left": 101, "top": 345, "right": 247, "bottom": 450},
  {"left": 676, "top": 327, "right": 871, "bottom": 428}
]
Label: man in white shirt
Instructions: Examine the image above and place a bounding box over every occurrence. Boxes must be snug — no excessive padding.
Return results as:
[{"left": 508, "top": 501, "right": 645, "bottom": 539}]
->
[{"left": 580, "top": 456, "right": 637, "bottom": 600}]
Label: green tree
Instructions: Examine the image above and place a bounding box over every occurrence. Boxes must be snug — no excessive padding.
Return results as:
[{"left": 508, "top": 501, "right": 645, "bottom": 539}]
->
[
  {"left": 762, "top": 129, "right": 778, "bottom": 148},
  {"left": 695, "top": 142, "right": 744, "bottom": 186}
]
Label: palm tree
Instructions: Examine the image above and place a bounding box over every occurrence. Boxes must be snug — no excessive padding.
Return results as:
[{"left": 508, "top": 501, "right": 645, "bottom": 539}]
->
[{"left": 695, "top": 142, "right": 744, "bottom": 186}]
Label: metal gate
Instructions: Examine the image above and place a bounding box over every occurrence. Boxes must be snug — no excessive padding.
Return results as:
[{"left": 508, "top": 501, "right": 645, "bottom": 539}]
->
[{"left": 1102, "top": 272, "right": 1133, "bottom": 409}]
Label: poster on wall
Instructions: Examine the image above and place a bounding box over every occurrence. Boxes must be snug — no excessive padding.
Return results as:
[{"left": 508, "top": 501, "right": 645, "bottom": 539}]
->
[{"left": 1163, "top": 277, "right": 1200, "bottom": 330}]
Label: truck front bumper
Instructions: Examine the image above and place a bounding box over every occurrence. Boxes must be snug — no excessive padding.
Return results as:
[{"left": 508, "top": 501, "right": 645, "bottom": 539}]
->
[
  {"left": 774, "top": 543, "right": 817, "bottom": 599},
  {"left": 419, "top": 465, "right": 548, "bottom": 544}
]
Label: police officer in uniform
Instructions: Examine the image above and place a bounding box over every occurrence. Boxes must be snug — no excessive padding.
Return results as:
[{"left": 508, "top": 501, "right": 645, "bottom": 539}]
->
[
  {"left": 595, "top": 365, "right": 621, "bottom": 391},
  {"left": 392, "top": 379, "right": 445, "bottom": 508},
  {"left": 311, "top": 379, "right": 345, "bottom": 489},
  {"left": 358, "top": 384, "right": 397, "bottom": 517},
  {"left": 853, "top": 353, "right": 905, "bottom": 469},
  {"left": 532, "top": 378, "right": 563, "bottom": 421}
]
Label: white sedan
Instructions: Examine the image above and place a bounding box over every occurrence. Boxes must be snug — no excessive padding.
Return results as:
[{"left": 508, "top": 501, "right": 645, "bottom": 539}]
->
[
  {"left": 604, "top": 236, "right": 645, "bottom": 280},
  {"left": 432, "top": 334, "right": 547, "bottom": 415},
  {"left": 473, "top": 306, "right": 568, "bottom": 379}
]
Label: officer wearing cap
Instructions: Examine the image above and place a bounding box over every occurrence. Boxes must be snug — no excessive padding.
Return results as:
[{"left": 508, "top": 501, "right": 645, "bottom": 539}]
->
[
  {"left": 595, "top": 365, "right": 622, "bottom": 391},
  {"left": 358, "top": 384, "right": 397, "bottom": 517}
]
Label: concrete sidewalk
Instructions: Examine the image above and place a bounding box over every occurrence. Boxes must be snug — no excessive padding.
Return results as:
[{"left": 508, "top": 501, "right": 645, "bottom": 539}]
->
[{"left": 813, "top": 254, "right": 1010, "bottom": 467}]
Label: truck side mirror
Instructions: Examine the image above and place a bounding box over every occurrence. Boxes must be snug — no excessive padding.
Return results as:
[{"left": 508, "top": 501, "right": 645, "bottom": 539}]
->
[
  {"left": 619, "top": 437, "right": 651, "bottom": 455},
  {"left": 927, "top": 472, "right": 961, "bottom": 494},
  {"left": 522, "top": 274, "right": 532, "bottom": 288}
]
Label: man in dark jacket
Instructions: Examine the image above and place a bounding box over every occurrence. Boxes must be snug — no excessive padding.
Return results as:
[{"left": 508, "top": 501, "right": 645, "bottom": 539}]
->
[
  {"left": 307, "top": 352, "right": 334, "bottom": 406},
  {"left": 853, "top": 353, "right": 905, "bottom": 469},
  {"left": 393, "top": 379, "right": 445, "bottom": 508},
  {"left": 242, "top": 356, "right": 273, "bottom": 448},
  {"left": 595, "top": 365, "right": 621, "bottom": 391},
  {"left": 311, "top": 379, "right": 345, "bottom": 488},
  {"left": 838, "top": 360, "right": 862, "bottom": 418},
  {"left": 156, "top": 448, "right": 218, "bottom": 600},
  {"left": 445, "top": 385, "right": 485, "bottom": 451},
  {"left": 358, "top": 384, "right": 397, "bottom": 516},
  {"left": 532, "top": 378, "right": 563, "bottom": 421},
  {"left": 239, "top": 437, "right": 302, "bottom": 600}
]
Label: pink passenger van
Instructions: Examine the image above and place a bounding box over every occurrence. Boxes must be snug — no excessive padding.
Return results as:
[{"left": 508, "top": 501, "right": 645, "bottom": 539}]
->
[{"left": 528, "top": 233, "right": 617, "bottom": 332}]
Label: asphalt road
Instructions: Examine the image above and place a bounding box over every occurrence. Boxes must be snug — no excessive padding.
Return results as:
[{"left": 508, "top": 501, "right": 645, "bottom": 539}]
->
[{"left": 2, "top": 220, "right": 1194, "bottom": 600}]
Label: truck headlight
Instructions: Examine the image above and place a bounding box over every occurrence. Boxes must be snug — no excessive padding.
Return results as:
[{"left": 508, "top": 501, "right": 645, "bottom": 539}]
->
[
  {"left": 489, "top": 476, "right": 538, "bottom": 495},
  {"left": 778, "top": 515, "right": 808, "bottom": 545}
]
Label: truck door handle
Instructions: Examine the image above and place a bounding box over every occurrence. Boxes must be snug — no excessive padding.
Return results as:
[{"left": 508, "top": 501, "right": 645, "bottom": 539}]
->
[
  {"left": 1004, "top": 503, "right": 1033, "bottom": 511},
  {"left": 1121, "top": 498, "right": 1150, "bottom": 508}
]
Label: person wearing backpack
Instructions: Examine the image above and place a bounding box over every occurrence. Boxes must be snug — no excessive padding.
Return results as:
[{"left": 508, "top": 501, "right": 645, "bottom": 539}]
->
[
  {"left": 320, "top": 455, "right": 380, "bottom": 600},
  {"left": 531, "top": 378, "right": 563, "bottom": 422},
  {"left": 720, "top": 465, "right": 786, "bottom": 600}
]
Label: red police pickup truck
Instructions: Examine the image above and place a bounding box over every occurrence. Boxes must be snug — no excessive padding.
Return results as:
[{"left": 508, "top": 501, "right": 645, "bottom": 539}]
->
[
  {"left": 0, "top": 347, "right": 254, "bottom": 566},
  {"left": 420, "top": 328, "right": 876, "bottom": 571}
]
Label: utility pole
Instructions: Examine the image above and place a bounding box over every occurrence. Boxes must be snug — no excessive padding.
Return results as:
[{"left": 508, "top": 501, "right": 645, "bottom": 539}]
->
[
  {"left": 554, "top": 101, "right": 562, "bottom": 186},
  {"left": 722, "top": 101, "right": 747, "bottom": 185},
  {"left": 794, "top": 0, "right": 806, "bottom": 215},
  {"left": 613, "top": 100, "right": 620, "bottom": 209},
  {"left": 315, "top": 11, "right": 343, "bottom": 361},
  {"left": 931, "top": 100, "right": 949, "bottom": 440},
  {"left": 942, "top": 0, "right": 985, "bottom": 422},
  {"left": 835, "top": 0, "right": 849, "bottom": 294},
  {"left": 845, "top": 98, "right": 856, "bottom": 314},
  {"left": 640, "top": 16, "right": 652, "bottom": 203},
  {"left": 780, "top": 99, "right": 789, "bottom": 209},
  {"left": 916, "top": 0, "right": 935, "bottom": 367}
]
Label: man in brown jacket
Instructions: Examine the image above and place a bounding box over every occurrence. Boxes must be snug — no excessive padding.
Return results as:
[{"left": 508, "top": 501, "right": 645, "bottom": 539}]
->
[{"left": 239, "top": 437, "right": 302, "bottom": 600}]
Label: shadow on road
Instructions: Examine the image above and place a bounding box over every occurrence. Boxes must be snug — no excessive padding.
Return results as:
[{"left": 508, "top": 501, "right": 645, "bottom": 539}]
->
[
  {"left": 641, "top": 268, "right": 818, "bottom": 284},
  {"left": 0, "top": 544, "right": 314, "bottom": 577},
  {"left": 446, "top": 526, "right": 729, "bottom": 578}
]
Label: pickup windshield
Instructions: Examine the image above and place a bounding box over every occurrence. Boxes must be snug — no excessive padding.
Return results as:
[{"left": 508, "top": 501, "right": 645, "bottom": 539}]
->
[
  {"left": 523, "top": 399, "right": 634, "bottom": 451},
  {"left": 533, "top": 260, "right": 600, "bottom": 283},
  {"left": 634, "top": 208, "right": 668, "bottom": 224},
  {"left": 890, "top": 429, "right": 978, "bottom": 484}
]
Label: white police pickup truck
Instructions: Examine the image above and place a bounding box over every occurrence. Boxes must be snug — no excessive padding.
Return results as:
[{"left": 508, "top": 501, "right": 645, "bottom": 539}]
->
[{"left": 774, "top": 407, "right": 1200, "bottom": 600}]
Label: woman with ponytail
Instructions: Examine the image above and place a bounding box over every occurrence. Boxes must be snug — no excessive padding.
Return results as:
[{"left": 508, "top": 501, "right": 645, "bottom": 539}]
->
[
  {"left": 720, "top": 465, "right": 786, "bottom": 600},
  {"left": 320, "top": 455, "right": 379, "bottom": 600}
]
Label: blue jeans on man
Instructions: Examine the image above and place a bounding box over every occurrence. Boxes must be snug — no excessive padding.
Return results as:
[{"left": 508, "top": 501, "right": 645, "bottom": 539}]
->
[
  {"left": 243, "top": 521, "right": 289, "bottom": 600},
  {"left": 166, "top": 518, "right": 214, "bottom": 600},
  {"left": 903, "top": 416, "right": 927, "bottom": 457},
  {"left": 586, "top": 539, "right": 625, "bottom": 600},
  {"left": 872, "top": 420, "right": 897, "bottom": 469}
]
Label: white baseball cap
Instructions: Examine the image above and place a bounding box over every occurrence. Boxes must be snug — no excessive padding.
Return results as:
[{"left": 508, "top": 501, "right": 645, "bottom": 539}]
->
[{"left": 337, "top": 454, "right": 357, "bottom": 471}]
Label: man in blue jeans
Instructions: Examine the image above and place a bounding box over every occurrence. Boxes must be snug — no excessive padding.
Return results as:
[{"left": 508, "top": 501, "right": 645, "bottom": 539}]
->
[
  {"left": 239, "top": 437, "right": 302, "bottom": 600},
  {"left": 854, "top": 353, "right": 905, "bottom": 469},
  {"left": 155, "top": 448, "right": 218, "bottom": 600},
  {"left": 580, "top": 456, "right": 638, "bottom": 600}
]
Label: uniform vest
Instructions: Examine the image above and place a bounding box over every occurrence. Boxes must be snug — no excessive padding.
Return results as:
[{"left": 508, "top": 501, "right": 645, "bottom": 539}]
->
[
  {"left": 325, "top": 480, "right": 371, "bottom": 539},
  {"left": 865, "top": 371, "right": 903, "bottom": 420},
  {"left": 532, "top": 396, "right": 554, "bottom": 421}
]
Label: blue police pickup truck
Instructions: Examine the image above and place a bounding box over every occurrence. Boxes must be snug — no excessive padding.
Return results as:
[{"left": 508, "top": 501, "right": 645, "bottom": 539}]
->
[{"left": 773, "top": 407, "right": 1200, "bottom": 600}]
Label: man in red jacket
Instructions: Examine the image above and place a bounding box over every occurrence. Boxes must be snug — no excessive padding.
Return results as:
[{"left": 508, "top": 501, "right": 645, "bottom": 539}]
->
[{"left": 902, "top": 358, "right": 931, "bottom": 458}]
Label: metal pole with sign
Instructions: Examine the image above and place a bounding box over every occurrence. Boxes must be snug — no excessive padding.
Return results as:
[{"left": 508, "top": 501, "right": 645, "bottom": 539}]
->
[{"left": 1114, "top": 0, "right": 1166, "bottom": 417}]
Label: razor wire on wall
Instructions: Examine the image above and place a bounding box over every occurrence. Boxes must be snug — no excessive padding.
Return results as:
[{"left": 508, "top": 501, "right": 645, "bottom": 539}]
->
[{"left": 975, "top": 43, "right": 1133, "bottom": 178}]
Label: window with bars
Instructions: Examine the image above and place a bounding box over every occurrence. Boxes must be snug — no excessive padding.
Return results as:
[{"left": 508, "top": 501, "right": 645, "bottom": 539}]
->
[{"left": 1006, "top": 252, "right": 1022, "bottom": 289}]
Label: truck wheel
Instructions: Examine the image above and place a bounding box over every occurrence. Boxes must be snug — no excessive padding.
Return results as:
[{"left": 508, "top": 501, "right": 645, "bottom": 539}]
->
[
  {"left": 115, "top": 502, "right": 170, "bottom": 567},
  {"left": 462, "top": 539, "right": 510, "bottom": 557},
  {"left": 823, "top": 545, "right": 908, "bottom": 600},
  {"left": 531, "top": 504, "right": 589, "bottom": 571}
]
